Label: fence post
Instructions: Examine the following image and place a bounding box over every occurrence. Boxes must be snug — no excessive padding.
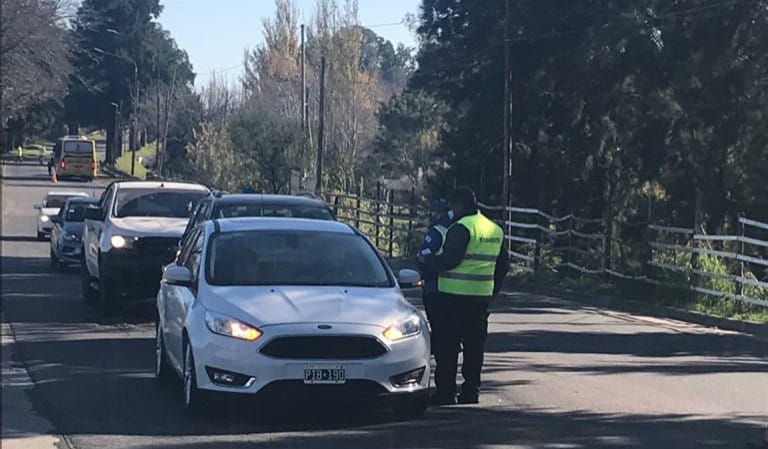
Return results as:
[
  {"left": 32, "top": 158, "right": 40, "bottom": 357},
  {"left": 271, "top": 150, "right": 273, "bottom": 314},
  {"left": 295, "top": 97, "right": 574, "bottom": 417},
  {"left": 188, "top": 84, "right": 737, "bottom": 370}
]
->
[
  {"left": 388, "top": 190, "right": 395, "bottom": 259},
  {"left": 533, "top": 207, "right": 541, "bottom": 274},
  {"left": 603, "top": 203, "right": 613, "bottom": 279},
  {"left": 375, "top": 181, "right": 382, "bottom": 250},
  {"left": 737, "top": 214, "right": 745, "bottom": 309},
  {"left": 355, "top": 183, "right": 362, "bottom": 229},
  {"left": 407, "top": 188, "right": 416, "bottom": 258},
  {"left": 566, "top": 210, "right": 574, "bottom": 277},
  {"left": 690, "top": 190, "right": 703, "bottom": 287},
  {"left": 333, "top": 195, "right": 340, "bottom": 218}
]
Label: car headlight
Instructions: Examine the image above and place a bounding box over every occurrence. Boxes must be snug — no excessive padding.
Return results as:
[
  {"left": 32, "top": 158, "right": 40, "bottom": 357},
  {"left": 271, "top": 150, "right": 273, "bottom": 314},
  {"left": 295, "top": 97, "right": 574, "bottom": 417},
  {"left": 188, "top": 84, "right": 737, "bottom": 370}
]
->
[
  {"left": 63, "top": 232, "right": 79, "bottom": 242},
  {"left": 110, "top": 235, "right": 134, "bottom": 249},
  {"left": 205, "top": 311, "right": 263, "bottom": 341},
  {"left": 40, "top": 215, "right": 50, "bottom": 222},
  {"left": 383, "top": 314, "right": 422, "bottom": 341}
]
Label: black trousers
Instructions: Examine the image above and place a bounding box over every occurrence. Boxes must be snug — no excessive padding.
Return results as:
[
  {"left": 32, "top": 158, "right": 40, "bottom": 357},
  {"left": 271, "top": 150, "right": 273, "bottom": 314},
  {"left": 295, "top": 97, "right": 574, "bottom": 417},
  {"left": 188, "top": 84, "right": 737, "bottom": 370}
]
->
[{"left": 431, "top": 296, "right": 490, "bottom": 399}]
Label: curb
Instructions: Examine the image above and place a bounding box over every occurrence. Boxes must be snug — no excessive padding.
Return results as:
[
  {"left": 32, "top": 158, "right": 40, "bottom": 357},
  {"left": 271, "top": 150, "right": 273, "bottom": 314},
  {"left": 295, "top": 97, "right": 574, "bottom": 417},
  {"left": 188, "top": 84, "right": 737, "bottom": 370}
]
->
[{"left": 509, "top": 280, "right": 768, "bottom": 341}]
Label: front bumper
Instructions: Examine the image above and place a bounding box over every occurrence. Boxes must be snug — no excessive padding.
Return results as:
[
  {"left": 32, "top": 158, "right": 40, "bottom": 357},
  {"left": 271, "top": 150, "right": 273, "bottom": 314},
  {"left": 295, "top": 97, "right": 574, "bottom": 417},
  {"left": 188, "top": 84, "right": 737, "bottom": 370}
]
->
[
  {"left": 187, "top": 318, "right": 431, "bottom": 400},
  {"left": 102, "top": 247, "right": 177, "bottom": 294},
  {"left": 57, "top": 242, "right": 83, "bottom": 263}
]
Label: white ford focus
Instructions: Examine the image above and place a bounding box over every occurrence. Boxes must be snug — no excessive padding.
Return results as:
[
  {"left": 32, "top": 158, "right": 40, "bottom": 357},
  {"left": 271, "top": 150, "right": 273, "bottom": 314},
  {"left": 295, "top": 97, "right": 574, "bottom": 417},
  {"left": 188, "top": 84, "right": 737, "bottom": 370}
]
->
[{"left": 155, "top": 217, "right": 430, "bottom": 417}]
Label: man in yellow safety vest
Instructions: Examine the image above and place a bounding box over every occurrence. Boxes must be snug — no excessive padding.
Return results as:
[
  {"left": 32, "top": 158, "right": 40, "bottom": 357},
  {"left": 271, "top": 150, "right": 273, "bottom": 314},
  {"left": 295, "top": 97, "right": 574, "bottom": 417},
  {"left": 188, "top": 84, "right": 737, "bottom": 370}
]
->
[{"left": 423, "top": 186, "right": 509, "bottom": 405}]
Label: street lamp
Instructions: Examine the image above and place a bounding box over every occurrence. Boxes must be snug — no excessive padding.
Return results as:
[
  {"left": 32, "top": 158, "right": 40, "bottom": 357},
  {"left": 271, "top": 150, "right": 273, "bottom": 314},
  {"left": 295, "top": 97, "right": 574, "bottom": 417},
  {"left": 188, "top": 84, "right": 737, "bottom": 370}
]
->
[{"left": 94, "top": 47, "right": 139, "bottom": 175}]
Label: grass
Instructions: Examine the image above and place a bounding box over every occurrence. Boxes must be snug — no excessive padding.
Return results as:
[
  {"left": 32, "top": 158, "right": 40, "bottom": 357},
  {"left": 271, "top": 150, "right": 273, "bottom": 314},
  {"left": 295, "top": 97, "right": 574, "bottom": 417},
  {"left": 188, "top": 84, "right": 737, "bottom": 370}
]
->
[
  {"left": 115, "top": 143, "right": 156, "bottom": 179},
  {"left": 517, "top": 271, "right": 768, "bottom": 324}
]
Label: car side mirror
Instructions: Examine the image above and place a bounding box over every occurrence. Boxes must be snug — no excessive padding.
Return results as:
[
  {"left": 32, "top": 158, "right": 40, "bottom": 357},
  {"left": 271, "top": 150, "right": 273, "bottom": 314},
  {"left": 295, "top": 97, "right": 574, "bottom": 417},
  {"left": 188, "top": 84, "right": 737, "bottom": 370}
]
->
[
  {"left": 50, "top": 216, "right": 62, "bottom": 224},
  {"left": 33, "top": 204, "right": 41, "bottom": 210},
  {"left": 398, "top": 269, "right": 422, "bottom": 289},
  {"left": 164, "top": 265, "right": 194, "bottom": 287},
  {"left": 84, "top": 206, "right": 102, "bottom": 221}
]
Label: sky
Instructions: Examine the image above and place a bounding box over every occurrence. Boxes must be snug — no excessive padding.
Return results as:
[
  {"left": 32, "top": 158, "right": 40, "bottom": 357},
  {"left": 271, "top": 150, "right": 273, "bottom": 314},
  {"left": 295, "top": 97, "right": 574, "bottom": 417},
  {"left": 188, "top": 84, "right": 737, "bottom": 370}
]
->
[{"left": 158, "top": 0, "right": 421, "bottom": 86}]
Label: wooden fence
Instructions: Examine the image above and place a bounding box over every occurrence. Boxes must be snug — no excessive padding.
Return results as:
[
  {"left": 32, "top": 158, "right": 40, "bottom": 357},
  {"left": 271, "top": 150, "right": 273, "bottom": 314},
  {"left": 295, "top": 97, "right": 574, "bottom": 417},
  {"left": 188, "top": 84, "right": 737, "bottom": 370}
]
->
[{"left": 323, "top": 188, "right": 768, "bottom": 308}]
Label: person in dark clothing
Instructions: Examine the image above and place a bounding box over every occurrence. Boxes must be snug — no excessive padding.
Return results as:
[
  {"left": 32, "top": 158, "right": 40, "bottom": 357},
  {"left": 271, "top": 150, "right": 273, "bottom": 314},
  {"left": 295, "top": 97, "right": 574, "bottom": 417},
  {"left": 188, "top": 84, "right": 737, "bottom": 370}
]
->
[
  {"left": 424, "top": 186, "right": 509, "bottom": 405},
  {"left": 416, "top": 198, "right": 453, "bottom": 348}
]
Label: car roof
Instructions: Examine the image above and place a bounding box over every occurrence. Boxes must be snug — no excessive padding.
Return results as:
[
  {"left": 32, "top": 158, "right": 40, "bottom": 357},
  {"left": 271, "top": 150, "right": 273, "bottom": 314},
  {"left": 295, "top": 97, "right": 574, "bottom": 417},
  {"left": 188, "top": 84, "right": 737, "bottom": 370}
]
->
[
  {"left": 208, "top": 217, "right": 354, "bottom": 234},
  {"left": 114, "top": 181, "right": 209, "bottom": 191},
  {"left": 46, "top": 191, "right": 89, "bottom": 197},
  {"left": 211, "top": 194, "right": 330, "bottom": 208}
]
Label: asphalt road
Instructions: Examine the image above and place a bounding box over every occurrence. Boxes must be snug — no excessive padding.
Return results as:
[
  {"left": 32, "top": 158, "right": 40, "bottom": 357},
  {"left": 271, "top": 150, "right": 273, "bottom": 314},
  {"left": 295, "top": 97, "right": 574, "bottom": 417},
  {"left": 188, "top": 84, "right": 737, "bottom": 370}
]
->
[{"left": 2, "top": 161, "right": 767, "bottom": 449}]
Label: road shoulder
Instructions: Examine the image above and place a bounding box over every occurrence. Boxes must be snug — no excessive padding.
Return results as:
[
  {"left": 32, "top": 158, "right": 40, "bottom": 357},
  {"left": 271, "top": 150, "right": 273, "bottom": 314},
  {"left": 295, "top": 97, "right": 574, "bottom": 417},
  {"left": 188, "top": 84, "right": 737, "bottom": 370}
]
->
[{"left": 1, "top": 313, "right": 64, "bottom": 449}]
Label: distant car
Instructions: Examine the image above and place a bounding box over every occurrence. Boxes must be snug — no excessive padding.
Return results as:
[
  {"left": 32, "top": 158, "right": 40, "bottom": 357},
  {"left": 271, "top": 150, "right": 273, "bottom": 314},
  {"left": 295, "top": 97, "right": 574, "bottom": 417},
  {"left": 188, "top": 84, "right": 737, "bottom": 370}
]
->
[
  {"left": 180, "top": 193, "right": 336, "bottom": 244},
  {"left": 49, "top": 197, "right": 98, "bottom": 270},
  {"left": 34, "top": 191, "right": 89, "bottom": 239},
  {"left": 156, "top": 217, "right": 429, "bottom": 416},
  {"left": 81, "top": 181, "right": 210, "bottom": 315}
]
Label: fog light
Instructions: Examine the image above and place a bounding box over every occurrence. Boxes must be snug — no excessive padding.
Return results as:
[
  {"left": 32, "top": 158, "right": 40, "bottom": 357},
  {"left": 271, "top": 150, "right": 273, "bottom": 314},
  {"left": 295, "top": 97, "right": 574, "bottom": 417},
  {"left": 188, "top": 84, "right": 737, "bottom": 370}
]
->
[
  {"left": 390, "top": 366, "right": 426, "bottom": 387},
  {"left": 205, "top": 366, "right": 254, "bottom": 387}
]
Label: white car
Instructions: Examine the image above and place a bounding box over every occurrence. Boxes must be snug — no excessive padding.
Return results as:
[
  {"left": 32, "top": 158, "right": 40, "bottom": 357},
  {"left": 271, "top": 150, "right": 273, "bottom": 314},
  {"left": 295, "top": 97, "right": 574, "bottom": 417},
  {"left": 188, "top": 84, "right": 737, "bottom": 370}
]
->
[
  {"left": 155, "top": 217, "right": 430, "bottom": 417},
  {"left": 34, "top": 191, "right": 89, "bottom": 239}
]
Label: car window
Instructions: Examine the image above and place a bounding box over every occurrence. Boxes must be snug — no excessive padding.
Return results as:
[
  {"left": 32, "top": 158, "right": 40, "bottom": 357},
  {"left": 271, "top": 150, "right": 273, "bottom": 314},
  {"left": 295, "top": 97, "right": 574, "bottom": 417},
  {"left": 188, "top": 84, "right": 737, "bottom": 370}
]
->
[
  {"left": 206, "top": 230, "right": 392, "bottom": 287},
  {"left": 185, "top": 231, "right": 205, "bottom": 280},
  {"left": 178, "top": 228, "right": 201, "bottom": 267},
  {"left": 64, "top": 202, "right": 89, "bottom": 222},
  {"left": 218, "top": 204, "right": 334, "bottom": 220},
  {"left": 43, "top": 195, "right": 74, "bottom": 209},
  {"left": 183, "top": 200, "right": 208, "bottom": 238},
  {"left": 101, "top": 187, "right": 115, "bottom": 218},
  {"left": 113, "top": 189, "right": 207, "bottom": 218}
]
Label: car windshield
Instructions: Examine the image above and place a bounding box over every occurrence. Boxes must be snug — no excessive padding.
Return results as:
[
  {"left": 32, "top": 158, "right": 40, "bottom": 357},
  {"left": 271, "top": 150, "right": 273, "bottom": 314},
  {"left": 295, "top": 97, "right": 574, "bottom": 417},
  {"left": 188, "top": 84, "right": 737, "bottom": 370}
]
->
[
  {"left": 64, "top": 203, "right": 90, "bottom": 222},
  {"left": 206, "top": 230, "right": 392, "bottom": 287},
  {"left": 113, "top": 189, "right": 207, "bottom": 218},
  {"left": 44, "top": 195, "right": 77, "bottom": 209},
  {"left": 218, "top": 204, "right": 334, "bottom": 220}
]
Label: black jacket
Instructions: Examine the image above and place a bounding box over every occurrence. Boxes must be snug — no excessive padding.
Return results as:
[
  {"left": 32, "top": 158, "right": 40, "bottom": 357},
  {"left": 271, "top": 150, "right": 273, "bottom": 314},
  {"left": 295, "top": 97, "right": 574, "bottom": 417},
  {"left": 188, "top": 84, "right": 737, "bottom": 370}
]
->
[{"left": 425, "top": 208, "right": 509, "bottom": 302}]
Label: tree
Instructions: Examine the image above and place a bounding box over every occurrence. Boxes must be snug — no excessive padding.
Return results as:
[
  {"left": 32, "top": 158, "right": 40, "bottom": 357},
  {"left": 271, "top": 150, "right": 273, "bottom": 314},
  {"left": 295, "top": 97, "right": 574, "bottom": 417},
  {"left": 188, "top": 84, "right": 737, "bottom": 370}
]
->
[
  {"left": 184, "top": 122, "right": 238, "bottom": 191},
  {"left": 230, "top": 107, "right": 304, "bottom": 194},
  {"left": 0, "top": 0, "right": 72, "bottom": 147},
  {"left": 65, "top": 0, "right": 193, "bottom": 162},
  {"left": 370, "top": 90, "right": 447, "bottom": 186}
]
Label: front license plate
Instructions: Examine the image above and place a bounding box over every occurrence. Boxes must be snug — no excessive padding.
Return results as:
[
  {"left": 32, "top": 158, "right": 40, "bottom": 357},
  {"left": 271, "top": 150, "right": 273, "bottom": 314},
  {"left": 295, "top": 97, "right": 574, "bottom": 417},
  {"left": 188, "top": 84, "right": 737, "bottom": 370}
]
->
[{"left": 303, "top": 366, "right": 346, "bottom": 384}]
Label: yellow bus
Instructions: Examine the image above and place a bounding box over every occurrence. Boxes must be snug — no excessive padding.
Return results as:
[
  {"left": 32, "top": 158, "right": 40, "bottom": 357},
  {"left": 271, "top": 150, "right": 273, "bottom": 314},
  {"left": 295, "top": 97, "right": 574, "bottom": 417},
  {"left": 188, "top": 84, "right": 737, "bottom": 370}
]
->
[{"left": 53, "top": 136, "right": 98, "bottom": 181}]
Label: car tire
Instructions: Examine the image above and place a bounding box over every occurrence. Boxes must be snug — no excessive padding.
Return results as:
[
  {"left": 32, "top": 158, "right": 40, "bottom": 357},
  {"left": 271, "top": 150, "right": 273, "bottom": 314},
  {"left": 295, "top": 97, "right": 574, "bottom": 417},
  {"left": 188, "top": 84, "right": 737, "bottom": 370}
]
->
[
  {"left": 50, "top": 247, "right": 62, "bottom": 271},
  {"left": 155, "top": 319, "right": 174, "bottom": 386},
  {"left": 81, "top": 260, "right": 98, "bottom": 305},
  {"left": 391, "top": 393, "right": 428, "bottom": 420},
  {"left": 182, "top": 341, "right": 206, "bottom": 414}
]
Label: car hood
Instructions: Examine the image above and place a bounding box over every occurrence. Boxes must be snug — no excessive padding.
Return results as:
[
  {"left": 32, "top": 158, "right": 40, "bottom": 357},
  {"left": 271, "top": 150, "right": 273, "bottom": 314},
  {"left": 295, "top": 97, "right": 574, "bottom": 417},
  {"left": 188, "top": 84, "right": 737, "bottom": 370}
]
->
[
  {"left": 202, "top": 286, "right": 415, "bottom": 328},
  {"left": 110, "top": 217, "right": 188, "bottom": 237},
  {"left": 41, "top": 208, "right": 60, "bottom": 216},
  {"left": 63, "top": 222, "right": 85, "bottom": 236}
]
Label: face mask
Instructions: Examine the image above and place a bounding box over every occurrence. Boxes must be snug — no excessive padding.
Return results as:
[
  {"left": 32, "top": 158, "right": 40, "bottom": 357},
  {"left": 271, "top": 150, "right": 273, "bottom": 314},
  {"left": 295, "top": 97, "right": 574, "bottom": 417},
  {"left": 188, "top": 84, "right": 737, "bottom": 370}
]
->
[{"left": 447, "top": 210, "right": 455, "bottom": 220}]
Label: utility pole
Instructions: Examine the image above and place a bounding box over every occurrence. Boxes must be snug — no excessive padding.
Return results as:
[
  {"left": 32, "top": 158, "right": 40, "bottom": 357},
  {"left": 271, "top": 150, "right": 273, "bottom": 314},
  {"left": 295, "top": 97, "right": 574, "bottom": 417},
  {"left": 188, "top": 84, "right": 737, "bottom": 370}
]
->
[
  {"left": 502, "top": 0, "right": 512, "bottom": 208},
  {"left": 130, "top": 62, "right": 139, "bottom": 176},
  {"left": 315, "top": 56, "right": 326, "bottom": 194},
  {"left": 155, "top": 56, "right": 161, "bottom": 177},
  {"left": 301, "top": 24, "right": 307, "bottom": 132}
]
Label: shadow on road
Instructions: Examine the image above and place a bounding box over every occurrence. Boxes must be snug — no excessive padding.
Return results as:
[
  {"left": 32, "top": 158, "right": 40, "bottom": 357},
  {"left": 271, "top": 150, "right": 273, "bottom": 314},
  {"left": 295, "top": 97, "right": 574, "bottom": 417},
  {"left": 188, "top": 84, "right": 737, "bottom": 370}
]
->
[{"left": 0, "top": 235, "right": 43, "bottom": 243}]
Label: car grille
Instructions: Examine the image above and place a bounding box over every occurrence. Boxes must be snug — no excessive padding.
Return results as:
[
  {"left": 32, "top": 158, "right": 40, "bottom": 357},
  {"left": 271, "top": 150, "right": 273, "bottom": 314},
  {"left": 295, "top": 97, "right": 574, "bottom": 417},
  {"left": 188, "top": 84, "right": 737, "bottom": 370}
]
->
[
  {"left": 257, "top": 380, "right": 388, "bottom": 402},
  {"left": 260, "top": 336, "right": 388, "bottom": 360},
  {"left": 134, "top": 237, "right": 178, "bottom": 263}
]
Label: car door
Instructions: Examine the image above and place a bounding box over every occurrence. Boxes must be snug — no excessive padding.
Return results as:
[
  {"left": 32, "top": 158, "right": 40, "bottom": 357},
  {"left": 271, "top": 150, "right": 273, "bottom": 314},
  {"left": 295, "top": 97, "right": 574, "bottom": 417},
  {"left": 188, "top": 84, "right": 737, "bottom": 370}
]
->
[
  {"left": 166, "top": 228, "right": 204, "bottom": 368},
  {"left": 85, "top": 185, "right": 114, "bottom": 277}
]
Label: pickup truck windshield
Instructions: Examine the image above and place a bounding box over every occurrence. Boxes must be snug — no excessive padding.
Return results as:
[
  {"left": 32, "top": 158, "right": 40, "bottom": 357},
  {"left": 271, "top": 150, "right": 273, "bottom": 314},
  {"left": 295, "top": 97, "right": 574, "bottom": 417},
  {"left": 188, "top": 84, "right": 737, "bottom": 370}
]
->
[{"left": 114, "top": 189, "right": 207, "bottom": 218}]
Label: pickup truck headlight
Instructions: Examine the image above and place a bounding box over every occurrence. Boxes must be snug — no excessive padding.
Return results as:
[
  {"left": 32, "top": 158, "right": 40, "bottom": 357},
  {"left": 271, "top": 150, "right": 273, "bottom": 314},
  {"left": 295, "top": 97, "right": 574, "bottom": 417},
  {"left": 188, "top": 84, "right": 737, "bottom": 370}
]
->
[
  {"left": 110, "top": 235, "right": 135, "bottom": 249},
  {"left": 205, "top": 311, "right": 263, "bottom": 341},
  {"left": 383, "top": 314, "right": 422, "bottom": 341}
]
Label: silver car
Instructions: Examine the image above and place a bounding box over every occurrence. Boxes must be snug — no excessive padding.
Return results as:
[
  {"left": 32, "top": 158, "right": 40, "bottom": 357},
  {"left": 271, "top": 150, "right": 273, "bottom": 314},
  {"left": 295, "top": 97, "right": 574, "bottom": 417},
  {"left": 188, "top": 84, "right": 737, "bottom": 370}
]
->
[
  {"left": 155, "top": 217, "right": 429, "bottom": 417},
  {"left": 49, "top": 197, "right": 97, "bottom": 270}
]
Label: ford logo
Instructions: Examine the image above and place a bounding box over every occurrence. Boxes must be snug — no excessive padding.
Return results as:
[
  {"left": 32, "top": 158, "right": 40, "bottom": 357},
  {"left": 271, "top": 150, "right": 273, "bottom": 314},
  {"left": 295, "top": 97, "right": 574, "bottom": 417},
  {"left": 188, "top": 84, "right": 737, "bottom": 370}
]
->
[{"left": 317, "top": 324, "right": 332, "bottom": 330}]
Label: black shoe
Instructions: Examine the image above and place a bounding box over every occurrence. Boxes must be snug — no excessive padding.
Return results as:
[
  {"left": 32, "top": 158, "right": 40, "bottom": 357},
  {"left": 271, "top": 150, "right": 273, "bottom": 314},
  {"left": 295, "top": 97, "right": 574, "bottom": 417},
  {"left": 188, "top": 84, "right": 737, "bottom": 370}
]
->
[
  {"left": 457, "top": 394, "right": 479, "bottom": 404},
  {"left": 430, "top": 395, "right": 457, "bottom": 406}
]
